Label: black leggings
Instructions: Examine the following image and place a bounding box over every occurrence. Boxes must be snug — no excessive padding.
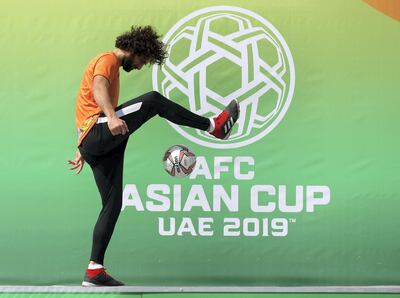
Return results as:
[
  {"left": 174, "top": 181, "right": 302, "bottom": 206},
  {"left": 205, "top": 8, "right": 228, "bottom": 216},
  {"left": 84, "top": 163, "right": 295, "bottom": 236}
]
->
[{"left": 78, "top": 91, "right": 209, "bottom": 265}]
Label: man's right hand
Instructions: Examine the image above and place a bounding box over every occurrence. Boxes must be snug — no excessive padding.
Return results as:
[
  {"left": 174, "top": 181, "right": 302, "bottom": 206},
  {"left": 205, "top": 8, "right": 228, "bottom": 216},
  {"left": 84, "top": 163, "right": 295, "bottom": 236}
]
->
[{"left": 108, "top": 117, "right": 129, "bottom": 136}]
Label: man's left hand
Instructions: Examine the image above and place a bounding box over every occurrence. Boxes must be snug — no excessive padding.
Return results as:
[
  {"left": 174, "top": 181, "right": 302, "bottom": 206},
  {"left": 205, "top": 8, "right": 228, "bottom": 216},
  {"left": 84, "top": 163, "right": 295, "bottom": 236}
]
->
[{"left": 68, "top": 149, "right": 85, "bottom": 174}]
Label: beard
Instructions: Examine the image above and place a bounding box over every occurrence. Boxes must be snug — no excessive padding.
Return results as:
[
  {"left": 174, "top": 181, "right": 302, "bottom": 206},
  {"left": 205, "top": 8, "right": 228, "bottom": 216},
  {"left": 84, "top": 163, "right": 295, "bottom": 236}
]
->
[{"left": 122, "top": 56, "right": 134, "bottom": 72}]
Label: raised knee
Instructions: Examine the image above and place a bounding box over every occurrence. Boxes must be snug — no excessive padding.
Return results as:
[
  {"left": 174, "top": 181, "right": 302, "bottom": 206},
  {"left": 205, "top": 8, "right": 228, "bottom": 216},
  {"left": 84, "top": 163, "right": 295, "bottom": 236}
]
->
[
  {"left": 145, "top": 91, "right": 169, "bottom": 107},
  {"left": 148, "top": 90, "right": 163, "bottom": 99}
]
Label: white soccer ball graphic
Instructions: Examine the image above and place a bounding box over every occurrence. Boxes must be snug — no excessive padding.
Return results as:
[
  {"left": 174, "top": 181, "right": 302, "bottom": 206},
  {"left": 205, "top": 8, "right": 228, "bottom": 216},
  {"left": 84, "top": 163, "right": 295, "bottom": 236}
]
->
[
  {"left": 162, "top": 145, "right": 196, "bottom": 177},
  {"left": 153, "top": 6, "right": 295, "bottom": 149}
]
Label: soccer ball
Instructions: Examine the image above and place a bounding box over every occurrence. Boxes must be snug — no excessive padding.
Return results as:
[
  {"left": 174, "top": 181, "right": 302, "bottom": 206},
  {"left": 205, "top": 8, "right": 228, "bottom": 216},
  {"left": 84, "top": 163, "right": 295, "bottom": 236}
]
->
[{"left": 162, "top": 145, "right": 196, "bottom": 177}]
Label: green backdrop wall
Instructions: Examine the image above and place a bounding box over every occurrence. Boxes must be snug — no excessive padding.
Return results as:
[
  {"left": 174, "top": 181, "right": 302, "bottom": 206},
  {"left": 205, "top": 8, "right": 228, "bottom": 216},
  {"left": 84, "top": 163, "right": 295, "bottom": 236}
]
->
[{"left": 0, "top": 0, "right": 399, "bottom": 286}]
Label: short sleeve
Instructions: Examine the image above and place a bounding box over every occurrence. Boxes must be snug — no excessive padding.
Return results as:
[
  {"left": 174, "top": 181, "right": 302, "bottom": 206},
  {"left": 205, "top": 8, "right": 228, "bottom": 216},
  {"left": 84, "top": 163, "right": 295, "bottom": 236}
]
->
[{"left": 93, "top": 54, "right": 118, "bottom": 83}]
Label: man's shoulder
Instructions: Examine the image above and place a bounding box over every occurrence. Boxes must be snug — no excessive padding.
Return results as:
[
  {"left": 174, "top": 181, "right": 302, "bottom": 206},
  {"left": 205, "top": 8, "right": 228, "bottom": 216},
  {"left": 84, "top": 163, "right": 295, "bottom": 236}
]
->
[{"left": 92, "top": 51, "right": 118, "bottom": 65}]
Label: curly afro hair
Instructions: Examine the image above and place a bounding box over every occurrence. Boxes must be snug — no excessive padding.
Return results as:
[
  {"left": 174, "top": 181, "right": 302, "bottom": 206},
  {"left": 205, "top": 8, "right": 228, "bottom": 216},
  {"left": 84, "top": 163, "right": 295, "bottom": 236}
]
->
[{"left": 115, "top": 25, "right": 167, "bottom": 65}]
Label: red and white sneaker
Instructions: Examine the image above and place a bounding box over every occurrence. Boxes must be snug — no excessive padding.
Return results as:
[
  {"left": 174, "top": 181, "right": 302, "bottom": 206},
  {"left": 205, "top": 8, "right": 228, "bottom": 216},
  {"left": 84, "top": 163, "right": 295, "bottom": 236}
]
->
[
  {"left": 209, "top": 99, "right": 240, "bottom": 140},
  {"left": 82, "top": 267, "right": 124, "bottom": 287}
]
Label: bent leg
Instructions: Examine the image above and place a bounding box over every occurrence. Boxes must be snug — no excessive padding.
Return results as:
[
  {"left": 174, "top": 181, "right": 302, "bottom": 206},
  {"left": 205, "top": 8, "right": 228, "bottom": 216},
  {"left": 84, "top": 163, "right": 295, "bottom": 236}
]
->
[{"left": 94, "top": 91, "right": 210, "bottom": 153}]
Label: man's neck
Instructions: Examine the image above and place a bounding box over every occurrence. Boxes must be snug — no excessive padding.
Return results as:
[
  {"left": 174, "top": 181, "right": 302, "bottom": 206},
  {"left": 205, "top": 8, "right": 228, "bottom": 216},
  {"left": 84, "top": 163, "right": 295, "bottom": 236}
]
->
[{"left": 112, "top": 48, "right": 125, "bottom": 67}]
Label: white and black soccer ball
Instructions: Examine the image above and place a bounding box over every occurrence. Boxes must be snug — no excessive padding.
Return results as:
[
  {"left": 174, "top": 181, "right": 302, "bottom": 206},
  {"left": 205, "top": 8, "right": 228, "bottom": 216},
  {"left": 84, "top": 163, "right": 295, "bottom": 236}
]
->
[{"left": 162, "top": 145, "right": 196, "bottom": 177}]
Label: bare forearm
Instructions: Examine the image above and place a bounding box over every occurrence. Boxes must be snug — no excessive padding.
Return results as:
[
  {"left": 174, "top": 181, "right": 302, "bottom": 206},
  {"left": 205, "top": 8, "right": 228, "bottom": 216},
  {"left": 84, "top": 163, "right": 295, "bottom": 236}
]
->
[
  {"left": 93, "top": 84, "right": 117, "bottom": 119},
  {"left": 91, "top": 75, "right": 128, "bottom": 136}
]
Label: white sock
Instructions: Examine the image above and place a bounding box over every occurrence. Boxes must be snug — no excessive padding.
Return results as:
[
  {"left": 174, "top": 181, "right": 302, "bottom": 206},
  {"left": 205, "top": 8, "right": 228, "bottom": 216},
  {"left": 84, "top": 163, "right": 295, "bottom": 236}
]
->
[
  {"left": 88, "top": 262, "right": 104, "bottom": 270},
  {"left": 207, "top": 118, "right": 215, "bottom": 133}
]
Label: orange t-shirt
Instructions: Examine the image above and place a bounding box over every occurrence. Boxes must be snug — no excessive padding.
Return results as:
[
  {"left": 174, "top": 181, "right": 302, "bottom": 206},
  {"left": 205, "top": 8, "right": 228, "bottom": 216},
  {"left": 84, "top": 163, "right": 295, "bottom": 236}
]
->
[{"left": 75, "top": 51, "right": 120, "bottom": 147}]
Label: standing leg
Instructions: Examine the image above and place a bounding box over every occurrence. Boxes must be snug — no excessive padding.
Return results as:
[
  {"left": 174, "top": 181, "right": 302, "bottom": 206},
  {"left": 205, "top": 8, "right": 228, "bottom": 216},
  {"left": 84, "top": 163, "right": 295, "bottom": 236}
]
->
[
  {"left": 78, "top": 141, "right": 129, "bottom": 287},
  {"left": 78, "top": 140, "right": 127, "bottom": 286},
  {"left": 85, "top": 139, "right": 128, "bottom": 265}
]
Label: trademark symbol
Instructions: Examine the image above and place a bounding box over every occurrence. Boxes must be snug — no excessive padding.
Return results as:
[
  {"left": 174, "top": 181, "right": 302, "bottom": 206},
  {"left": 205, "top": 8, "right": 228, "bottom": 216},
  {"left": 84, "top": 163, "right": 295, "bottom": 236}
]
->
[{"left": 289, "top": 218, "right": 297, "bottom": 223}]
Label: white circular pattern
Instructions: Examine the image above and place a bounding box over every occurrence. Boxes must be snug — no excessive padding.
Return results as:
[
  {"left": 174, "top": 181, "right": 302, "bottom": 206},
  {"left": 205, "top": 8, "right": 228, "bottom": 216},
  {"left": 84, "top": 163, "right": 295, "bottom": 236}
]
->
[{"left": 152, "top": 6, "right": 295, "bottom": 149}]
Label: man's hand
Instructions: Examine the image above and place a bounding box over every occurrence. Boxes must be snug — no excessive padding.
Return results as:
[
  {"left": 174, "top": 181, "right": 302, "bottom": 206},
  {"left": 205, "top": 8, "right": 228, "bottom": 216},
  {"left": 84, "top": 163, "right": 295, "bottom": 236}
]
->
[
  {"left": 108, "top": 117, "right": 129, "bottom": 136},
  {"left": 68, "top": 149, "right": 85, "bottom": 174}
]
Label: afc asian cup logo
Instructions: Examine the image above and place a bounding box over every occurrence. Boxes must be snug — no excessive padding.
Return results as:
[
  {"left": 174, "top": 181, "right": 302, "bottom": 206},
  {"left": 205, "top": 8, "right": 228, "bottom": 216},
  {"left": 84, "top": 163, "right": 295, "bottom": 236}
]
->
[{"left": 152, "top": 6, "right": 295, "bottom": 149}]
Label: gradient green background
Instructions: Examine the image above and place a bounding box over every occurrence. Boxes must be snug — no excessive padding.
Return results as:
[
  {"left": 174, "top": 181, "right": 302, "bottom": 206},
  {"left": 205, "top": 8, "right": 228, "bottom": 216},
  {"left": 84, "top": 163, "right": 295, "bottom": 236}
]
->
[{"left": 0, "top": 0, "right": 399, "bottom": 286}]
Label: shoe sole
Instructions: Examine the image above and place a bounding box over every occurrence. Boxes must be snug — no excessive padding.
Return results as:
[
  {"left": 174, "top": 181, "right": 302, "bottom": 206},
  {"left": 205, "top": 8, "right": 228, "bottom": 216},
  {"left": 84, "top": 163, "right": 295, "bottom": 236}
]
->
[
  {"left": 82, "top": 281, "right": 98, "bottom": 287},
  {"left": 227, "top": 99, "right": 239, "bottom": 119},
  {"left": 82, "top": 281, "right": 124, "bottom": 287}
]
